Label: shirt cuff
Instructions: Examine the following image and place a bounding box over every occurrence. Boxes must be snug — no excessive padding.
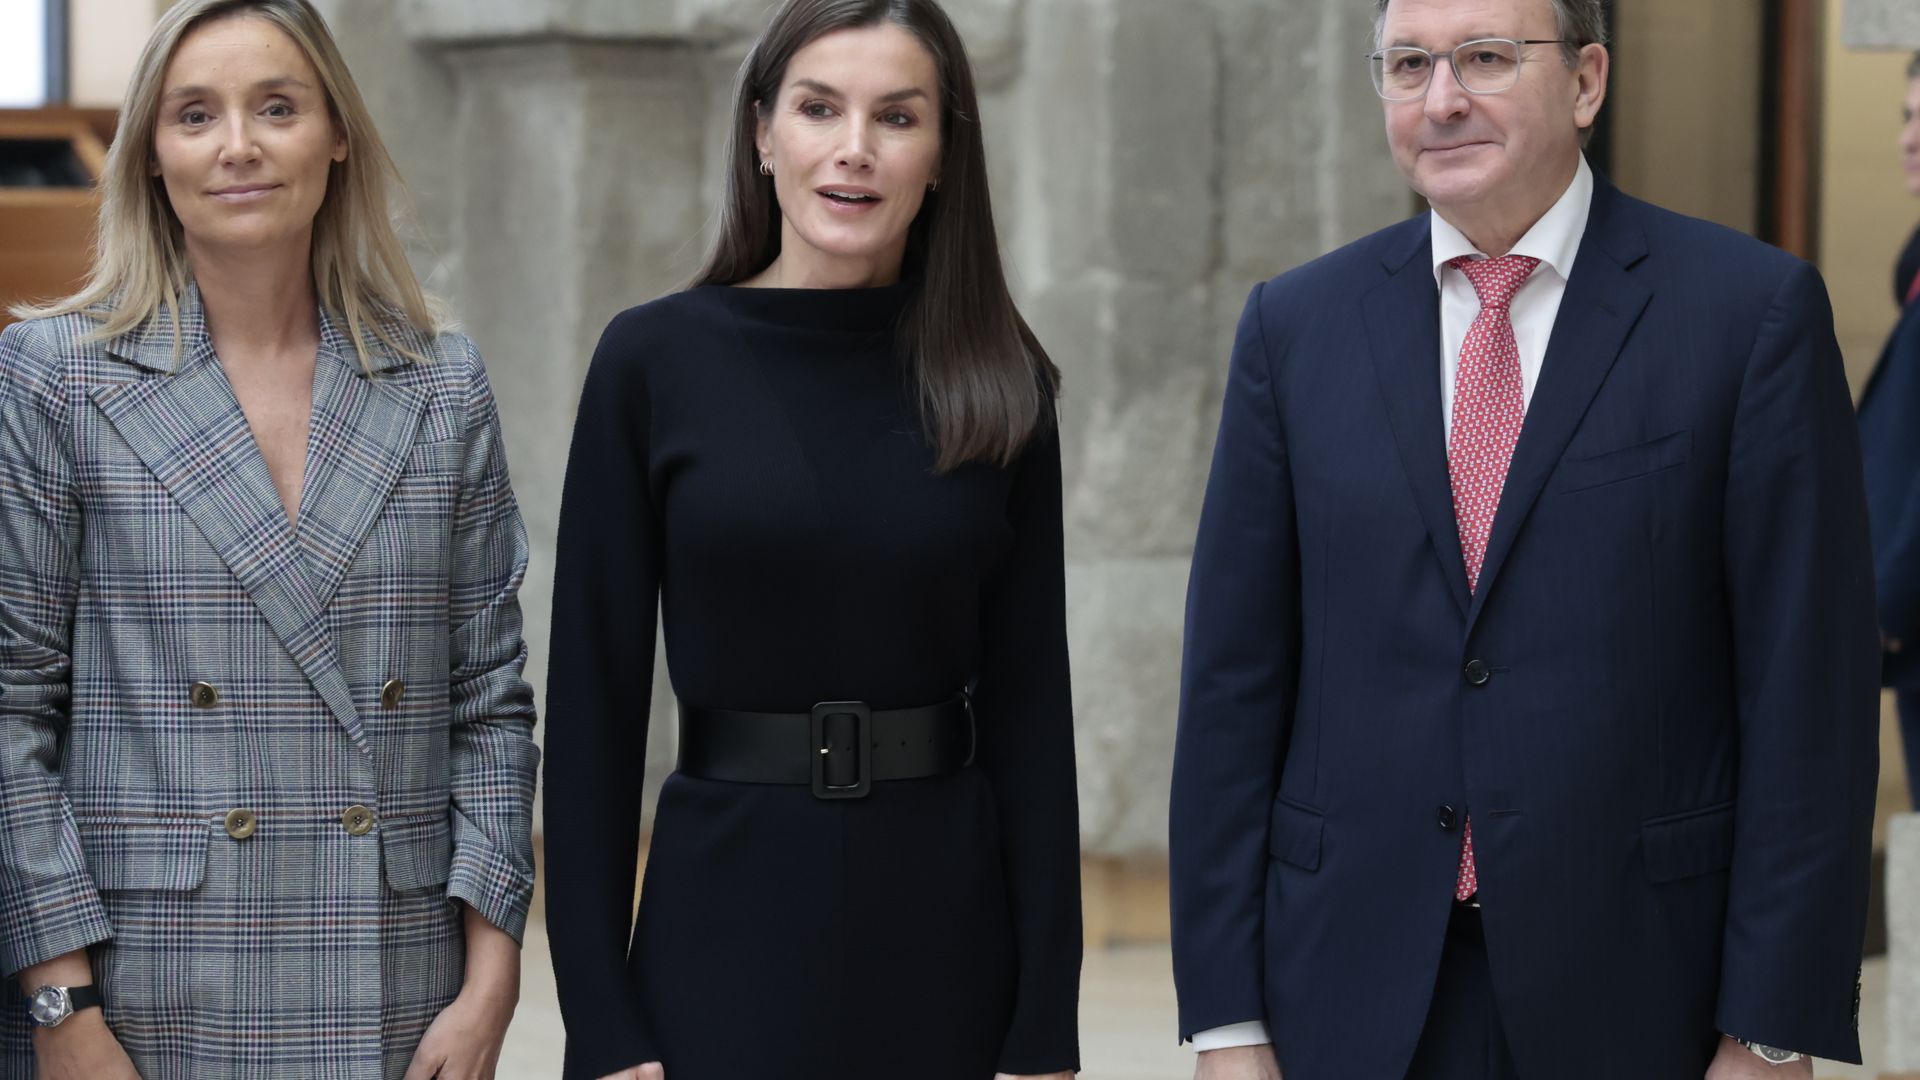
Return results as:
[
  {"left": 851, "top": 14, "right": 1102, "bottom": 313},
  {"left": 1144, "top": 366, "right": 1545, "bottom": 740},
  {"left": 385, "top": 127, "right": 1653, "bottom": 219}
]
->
[
  {"left": 1722, "top": 1034, "right": 1806, "bottom": 1061},
  {"left": 1191, "top": 1021, "right": 1272, "bottom": 1051}
]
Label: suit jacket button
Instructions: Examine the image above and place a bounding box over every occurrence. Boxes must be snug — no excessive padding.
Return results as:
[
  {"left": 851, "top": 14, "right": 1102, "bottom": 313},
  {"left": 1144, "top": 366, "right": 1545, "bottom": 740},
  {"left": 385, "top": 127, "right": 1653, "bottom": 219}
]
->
[
  {"left": 380, "top": 679, "right": 405, "bottom": 709},
  {"left": 1463, "top": 660, "right": 1492, "bottom": 686},
  {"left": 1437, "top": 805, "right": 1458, "bottom": 832},
  {"left": 341, "top": 805, "right": 375, "bottom": 837},
  {"left": 224, "top": 808, "right": 257, "bottom": 840},
  {"left": 190, "top": 681, "right": 220, "bottom": 709}
]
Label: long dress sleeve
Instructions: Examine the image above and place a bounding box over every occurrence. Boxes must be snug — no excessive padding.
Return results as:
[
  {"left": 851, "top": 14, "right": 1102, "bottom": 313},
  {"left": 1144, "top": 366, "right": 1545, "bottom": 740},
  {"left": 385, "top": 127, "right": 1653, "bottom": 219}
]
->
[
  {"left": 542, "top": 313, "right": 662, "bottom": 1078},
  {"left": 971, "top": 418, "right": 1083, "bottom": 1074}
]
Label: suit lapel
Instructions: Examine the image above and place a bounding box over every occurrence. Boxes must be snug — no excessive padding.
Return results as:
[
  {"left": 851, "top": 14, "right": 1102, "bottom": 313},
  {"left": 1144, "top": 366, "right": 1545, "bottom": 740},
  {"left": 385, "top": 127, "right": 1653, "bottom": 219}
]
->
[
  {"left": 1465, "top": 180, "right": 1653, "bottom": 635},
  {"left": 1364, "top": 215, "right": 1473, "bottom": 620},
  {"left": 89, "top": 287, "right": 373, "bottom": 756},
  {"left": 294, "top": 316, "right": 427, "bottom": 611}
]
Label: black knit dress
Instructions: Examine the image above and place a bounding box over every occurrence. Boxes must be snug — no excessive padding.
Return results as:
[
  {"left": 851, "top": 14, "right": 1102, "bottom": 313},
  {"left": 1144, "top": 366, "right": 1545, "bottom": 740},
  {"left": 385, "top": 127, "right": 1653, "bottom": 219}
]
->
[{"left": 542, "top": 282, "right": 1081, "bottom": 1080}]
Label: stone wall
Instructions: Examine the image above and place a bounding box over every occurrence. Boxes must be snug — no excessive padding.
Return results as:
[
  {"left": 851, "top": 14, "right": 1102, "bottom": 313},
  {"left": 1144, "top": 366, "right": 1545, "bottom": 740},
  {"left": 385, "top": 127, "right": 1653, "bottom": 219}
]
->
[
  {"left": 1845, "top": 0, "right": 1920, "bottom": 50},
  {"left": 316, "top": 0, "right": 1408, "bottom": 851}
]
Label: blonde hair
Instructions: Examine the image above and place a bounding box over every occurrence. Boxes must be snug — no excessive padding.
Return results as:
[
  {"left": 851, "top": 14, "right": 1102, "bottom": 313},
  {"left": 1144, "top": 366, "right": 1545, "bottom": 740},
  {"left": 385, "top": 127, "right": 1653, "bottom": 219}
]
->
[{"left": 9, "top": 0, "right": 440, "bottom": 366}]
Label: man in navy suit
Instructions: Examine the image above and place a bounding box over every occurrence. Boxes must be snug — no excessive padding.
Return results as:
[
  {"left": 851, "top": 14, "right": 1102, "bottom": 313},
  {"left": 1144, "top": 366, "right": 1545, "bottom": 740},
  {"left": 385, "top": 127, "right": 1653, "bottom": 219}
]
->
[
  {"left": 1860, "top": 50, "right": 1920, "bottom": 807},
  {"left": 1169, "top": 1, "right": 1879, "bottom": 1078}
]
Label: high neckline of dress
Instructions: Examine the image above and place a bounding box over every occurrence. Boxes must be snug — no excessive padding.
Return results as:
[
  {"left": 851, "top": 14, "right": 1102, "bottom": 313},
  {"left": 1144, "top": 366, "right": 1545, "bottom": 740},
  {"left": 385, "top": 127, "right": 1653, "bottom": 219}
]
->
[{"left": 696, "top": 278, "right": 915, "bottom": 333}]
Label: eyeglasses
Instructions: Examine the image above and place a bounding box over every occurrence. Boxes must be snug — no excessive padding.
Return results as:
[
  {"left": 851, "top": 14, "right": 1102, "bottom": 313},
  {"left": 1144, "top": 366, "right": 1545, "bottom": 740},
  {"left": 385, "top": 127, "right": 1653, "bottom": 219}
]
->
[{"left": 1366, "top": 38, "right": 1571, "bottom": 101}]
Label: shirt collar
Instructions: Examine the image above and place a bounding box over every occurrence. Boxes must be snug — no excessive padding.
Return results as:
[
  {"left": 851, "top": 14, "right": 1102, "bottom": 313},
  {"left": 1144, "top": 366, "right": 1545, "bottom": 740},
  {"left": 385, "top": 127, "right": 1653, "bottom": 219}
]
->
[{"left": 1430, "top": 154, "right": 1593, "bottom": 287}]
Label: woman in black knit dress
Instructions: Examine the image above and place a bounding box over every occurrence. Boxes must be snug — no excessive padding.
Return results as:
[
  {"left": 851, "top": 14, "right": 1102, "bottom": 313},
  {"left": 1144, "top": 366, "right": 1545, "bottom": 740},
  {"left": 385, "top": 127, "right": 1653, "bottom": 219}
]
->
[{"left": 542, "top": 2, "right": 1081, "bottom": 1079}]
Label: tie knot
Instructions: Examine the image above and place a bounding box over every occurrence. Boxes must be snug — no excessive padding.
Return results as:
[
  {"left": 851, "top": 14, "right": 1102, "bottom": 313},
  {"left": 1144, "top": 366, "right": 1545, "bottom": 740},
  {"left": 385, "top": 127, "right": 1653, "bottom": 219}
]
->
[{"left": 1450, "top": 254, "right": 1542, "bottom": 310}]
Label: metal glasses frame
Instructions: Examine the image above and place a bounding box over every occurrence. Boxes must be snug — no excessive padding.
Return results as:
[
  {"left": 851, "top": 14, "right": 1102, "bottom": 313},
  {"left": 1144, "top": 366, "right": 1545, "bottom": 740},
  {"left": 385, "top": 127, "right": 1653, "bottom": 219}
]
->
[{"left": 1366, "top": 38, "right": 1573, "bottom": 101}]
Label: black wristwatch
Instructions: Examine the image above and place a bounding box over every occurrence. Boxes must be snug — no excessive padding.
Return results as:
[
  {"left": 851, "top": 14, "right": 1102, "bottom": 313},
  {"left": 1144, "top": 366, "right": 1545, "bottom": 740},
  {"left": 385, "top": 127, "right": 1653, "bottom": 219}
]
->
[{"left": 26, "top": 985, "right": 104, "bottom": 1029}]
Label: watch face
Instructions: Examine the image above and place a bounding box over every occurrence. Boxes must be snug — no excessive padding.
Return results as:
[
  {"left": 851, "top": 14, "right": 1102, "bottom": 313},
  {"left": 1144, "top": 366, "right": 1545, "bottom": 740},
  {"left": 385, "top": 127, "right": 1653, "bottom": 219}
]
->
[
  {"left": 27, "top": 987, "right": 68, "bottom": 1026},
  {"left": 1756, "top": 1046, "right": 1799, "bottom": 1065}
]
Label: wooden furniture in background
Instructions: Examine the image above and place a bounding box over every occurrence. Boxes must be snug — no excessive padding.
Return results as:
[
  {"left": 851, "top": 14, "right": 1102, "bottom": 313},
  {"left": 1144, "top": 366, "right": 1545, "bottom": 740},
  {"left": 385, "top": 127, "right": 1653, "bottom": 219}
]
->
[
  {"left": 1764, "top": 0, "right": 1824, "bottom": 259},
  {"left": 0, "top": 107, "right": 115, "bottom": 330}
]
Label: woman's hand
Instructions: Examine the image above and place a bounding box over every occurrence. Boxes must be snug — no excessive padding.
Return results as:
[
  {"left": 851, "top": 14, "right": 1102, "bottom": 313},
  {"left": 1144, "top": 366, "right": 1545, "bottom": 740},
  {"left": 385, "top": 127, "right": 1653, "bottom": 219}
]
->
[
  {"left": 402, "top": 903, "right": 521, "bottom": 1080},
  {"left": 21, "top": 949, "right": 137, "bottom": 1080},
  {"left": 596, "top": 1066, "right": 664, "bottom": 1080},
  {"left": 32, "top": 1010, "right": 141, "bottom": 1080},
  {"left": 402, "top": 986, "right": 516, "bottom": 1080}
]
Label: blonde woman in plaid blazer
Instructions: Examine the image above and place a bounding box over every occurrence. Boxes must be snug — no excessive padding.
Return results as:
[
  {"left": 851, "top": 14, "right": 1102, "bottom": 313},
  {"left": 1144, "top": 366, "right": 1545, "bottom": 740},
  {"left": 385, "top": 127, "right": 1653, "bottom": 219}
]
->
[{"left": 0, "top": 3, "right": 537, "bottom": 1078}]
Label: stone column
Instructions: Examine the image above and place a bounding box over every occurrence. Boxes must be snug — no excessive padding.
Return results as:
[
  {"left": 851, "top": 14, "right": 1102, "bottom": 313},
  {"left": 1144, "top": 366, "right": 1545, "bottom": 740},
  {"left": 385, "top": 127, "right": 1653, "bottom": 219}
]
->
[
  {"left": 1008, "top": 0, "right": 1405, "bottom": 943},
  {"left": 1845, "top": 0, "right": 1920, "bottom": 48}
]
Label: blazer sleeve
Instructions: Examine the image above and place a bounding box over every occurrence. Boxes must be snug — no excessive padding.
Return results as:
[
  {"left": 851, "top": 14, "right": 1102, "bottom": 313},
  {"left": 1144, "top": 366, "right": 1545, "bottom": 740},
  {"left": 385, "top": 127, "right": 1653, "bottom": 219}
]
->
[
  {"left": 542, "top": 314, "right": 662, "bottom": 1078},
  {"left": 1715, "top": 261, "right": 1881, "bottom": 1061},
  {"left": 0, "top": 321, "right": 114, "bottom": 977},
  {"left": 443, "top": 339, "right": 541, "bottom": 942},
  {"left": 972, "top": 416, "right": 1083, "bottom": 1076},
  {"left": 1170, "top": 282, "right": 1297, "bottom": 1040}
]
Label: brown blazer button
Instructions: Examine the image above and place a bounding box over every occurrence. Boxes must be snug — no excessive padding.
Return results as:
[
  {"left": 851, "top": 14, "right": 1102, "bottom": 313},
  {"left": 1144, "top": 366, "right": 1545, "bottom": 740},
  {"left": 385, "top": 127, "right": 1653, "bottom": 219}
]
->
[
  {"left": 341, "top": 805, "right": 375, "bottom": 836},
  {"left": 190, "top": 682, "right": 220, "bottom": 709},
  {"left": 224, "top": 808, "right": 257, "bottom": 840},
  {"left": 379, "top": 679, "right": 405, "bottom": 709}
]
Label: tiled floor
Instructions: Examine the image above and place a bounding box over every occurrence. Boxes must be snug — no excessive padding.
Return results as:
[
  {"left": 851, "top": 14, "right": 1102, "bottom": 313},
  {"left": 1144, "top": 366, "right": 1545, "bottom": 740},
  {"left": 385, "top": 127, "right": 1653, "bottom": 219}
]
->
[{"left": 498, "top": 919, "right": 1893, "bottom": 1078}]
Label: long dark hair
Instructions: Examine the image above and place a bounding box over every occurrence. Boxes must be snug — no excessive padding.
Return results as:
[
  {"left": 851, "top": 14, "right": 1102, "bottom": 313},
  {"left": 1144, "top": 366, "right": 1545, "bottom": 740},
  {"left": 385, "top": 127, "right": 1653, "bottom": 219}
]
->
[{"left": 692, "top": 0, "right": 1058, "bottom": 473}]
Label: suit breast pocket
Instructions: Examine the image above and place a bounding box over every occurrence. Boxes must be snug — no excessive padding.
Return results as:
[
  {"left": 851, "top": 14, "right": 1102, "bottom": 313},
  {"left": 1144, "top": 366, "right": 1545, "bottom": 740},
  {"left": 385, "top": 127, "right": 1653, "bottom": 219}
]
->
[{"left": 1551, "top": 429, "right": 1692, "bottom": 495}]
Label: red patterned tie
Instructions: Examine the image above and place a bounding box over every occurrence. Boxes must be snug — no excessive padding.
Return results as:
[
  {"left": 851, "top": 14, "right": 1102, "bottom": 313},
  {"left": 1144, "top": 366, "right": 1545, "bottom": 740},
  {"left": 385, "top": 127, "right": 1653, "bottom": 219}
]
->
[
  {"left": 1447, "top": 253, "right": 1540, "bottom": 902},
  {"left": 1906, "top": 269, "right": 1920, "bottom": 307}
]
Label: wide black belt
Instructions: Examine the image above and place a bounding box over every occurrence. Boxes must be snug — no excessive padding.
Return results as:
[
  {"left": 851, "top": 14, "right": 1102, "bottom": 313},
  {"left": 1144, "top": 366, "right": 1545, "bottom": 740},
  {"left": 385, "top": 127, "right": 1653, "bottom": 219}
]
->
[{"left": 676, "top": 694, "right": 975, "bottom": 800}]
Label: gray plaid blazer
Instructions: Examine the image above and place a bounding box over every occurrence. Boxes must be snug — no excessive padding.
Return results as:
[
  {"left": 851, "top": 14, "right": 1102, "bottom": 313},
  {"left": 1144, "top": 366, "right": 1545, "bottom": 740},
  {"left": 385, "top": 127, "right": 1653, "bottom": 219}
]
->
[{"left": 0, "top": 286, "right": 538, "bottom": 1079}]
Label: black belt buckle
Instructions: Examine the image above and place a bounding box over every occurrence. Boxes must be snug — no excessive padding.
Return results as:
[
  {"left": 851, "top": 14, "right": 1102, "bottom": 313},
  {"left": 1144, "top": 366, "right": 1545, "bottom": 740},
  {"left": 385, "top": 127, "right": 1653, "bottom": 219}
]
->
[{"left": 810, "top": 701, "right": 872, "bottom": 800}]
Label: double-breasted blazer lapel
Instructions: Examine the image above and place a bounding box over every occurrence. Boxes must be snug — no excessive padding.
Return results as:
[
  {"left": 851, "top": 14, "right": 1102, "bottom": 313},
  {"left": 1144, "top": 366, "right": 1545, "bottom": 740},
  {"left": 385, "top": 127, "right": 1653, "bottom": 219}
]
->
[
  {"left": 84, "top": 287, "right": 428, "bottom": 756},
  {"left": 295, "top": 313, "right": 429, "bottom": 611}
]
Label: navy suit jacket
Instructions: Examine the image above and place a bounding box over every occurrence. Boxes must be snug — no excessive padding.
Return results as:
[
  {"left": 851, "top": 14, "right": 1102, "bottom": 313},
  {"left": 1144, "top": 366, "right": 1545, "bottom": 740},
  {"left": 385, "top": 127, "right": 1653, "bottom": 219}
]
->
[
  {"left": 1859, "top": 229, "right": 1920, "bottom": 686},
  {"left": 1170, "top": 177, "right": 1879, "bottom": 1080}
]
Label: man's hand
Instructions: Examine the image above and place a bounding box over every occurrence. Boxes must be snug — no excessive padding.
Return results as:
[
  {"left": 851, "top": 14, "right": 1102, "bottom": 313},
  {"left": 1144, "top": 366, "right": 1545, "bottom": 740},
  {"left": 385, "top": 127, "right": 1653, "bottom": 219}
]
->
[
  {"left": 1194, "top": 1044, "right": 1283, "bottom": 1080},
  {"left": 1705, "top": 1037, "right": 1814, "bottom": 1080},
  {"left": 594, "top": 1067, "right": 663, "bottom": 1080},
  {"left": 31, "top": 1009, "right": 140, "bottom": 1080}
]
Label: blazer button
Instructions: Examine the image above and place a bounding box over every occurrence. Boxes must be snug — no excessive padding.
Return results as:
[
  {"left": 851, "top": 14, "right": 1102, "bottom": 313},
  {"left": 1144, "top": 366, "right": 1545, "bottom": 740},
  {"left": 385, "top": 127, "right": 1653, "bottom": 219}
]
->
[
  {"left": 1437, "top": 805, "right": 1458, "bottom": 832},
  {"left": 190, "top": 681, "right": 220, "bottom": 709},
  {"left": 1463, "top": 660, "right": 1492, "bottom": 686},
  {"left": 341, "top": 805, "right": 375, "bottom": 837},
  {"left": 224, "top": 808, "right": 257, "bottom": 840},
  {"left": 379, "top": 679, "right": 405, "bottom": 709}
]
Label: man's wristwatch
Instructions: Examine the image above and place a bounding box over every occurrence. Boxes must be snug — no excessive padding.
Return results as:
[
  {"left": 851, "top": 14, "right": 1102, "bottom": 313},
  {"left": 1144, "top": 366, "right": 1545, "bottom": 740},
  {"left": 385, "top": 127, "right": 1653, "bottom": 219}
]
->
[
  {"left": 26, "top": 984, "right": 104, "bottom": 1029},
  {"left": 1737, "top": 1039, "right": 1804, "bottom": 1066}
]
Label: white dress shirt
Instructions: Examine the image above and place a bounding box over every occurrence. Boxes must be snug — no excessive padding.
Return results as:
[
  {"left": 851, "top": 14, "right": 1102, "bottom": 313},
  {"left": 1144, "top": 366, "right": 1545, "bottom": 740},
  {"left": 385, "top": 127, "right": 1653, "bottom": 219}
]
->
[
  {"left": 1435, "top": 154, "right": 1592, "bottom": 432},
  {"left": 1187, "top": 157, "right": 1594, "bottom": 1056}
]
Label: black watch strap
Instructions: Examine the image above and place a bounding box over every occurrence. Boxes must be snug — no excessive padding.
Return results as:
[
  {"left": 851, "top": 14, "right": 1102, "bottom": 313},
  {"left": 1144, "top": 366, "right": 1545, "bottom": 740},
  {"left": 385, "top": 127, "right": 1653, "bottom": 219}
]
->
[{"left": 64, "top": 985, "right": 103, "bottom": 1013}]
